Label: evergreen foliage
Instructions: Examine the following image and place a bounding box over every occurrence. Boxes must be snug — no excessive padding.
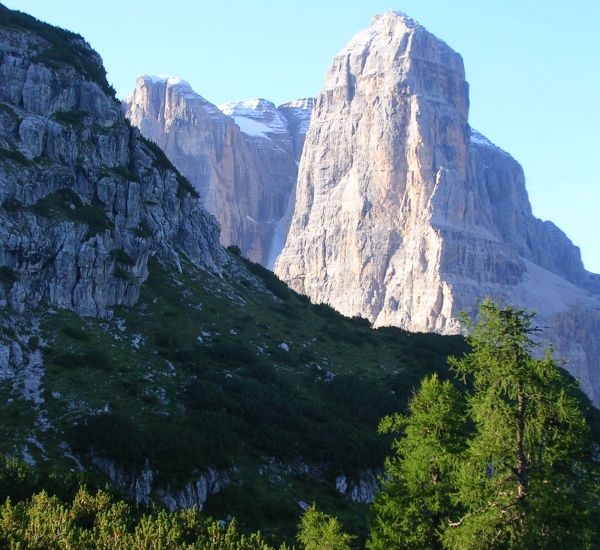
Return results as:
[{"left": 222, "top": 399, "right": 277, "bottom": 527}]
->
[
  {"left": 297, "top": 505, "right": 355, "bottom": 550},
  {"left": 0, "top": 486, "right": 278, "bottom": 549},
  {"left": 369, "top": 299, "right": 600, "bottom": 549}
]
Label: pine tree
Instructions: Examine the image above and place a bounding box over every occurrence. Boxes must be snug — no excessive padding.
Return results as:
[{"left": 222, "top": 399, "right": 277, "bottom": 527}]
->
[
  {"left": 369, "top": 300, "right": 600, "bottom": 549},
  {"left": 297, "top": 505, "right": 355, "bottom": 550}
]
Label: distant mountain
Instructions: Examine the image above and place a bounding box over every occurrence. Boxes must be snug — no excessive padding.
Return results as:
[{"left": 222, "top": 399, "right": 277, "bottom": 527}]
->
[
  {"left": 275, "top": 11, "right": 600, "bottom": 406},
  {"left": 124, "top": 77, "right": 312, "bottom": 266}
]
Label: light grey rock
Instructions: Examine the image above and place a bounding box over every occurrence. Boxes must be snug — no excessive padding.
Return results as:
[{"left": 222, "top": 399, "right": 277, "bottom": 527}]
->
[
  {"left": 335, "top": 470, "right": 378, "bottom": 503},
  {"left": 92, "top": 455, "right": 230, "bottom": 511},
  {"left": 275, "top": 11, "right": 600, "bottom": 406},
  {"left": 335, "top": 475, "right": 347, "bottom": 494},
  {"left": 0, "top": 25, "right": 225, "bottom": 319},
  {"left": 124, "top": 76, "right": 313, "bottom": 267}
]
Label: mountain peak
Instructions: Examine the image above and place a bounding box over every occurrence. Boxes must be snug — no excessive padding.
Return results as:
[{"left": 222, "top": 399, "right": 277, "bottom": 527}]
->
[
  {"left": 138, "top": 74, "right": 191, "bottom": 89},
  {"left": 373, "top": 10, "right": 420, "bottom": 28},
  {"left": 338, "top": 10, "right": 422, "bottom": 57}
]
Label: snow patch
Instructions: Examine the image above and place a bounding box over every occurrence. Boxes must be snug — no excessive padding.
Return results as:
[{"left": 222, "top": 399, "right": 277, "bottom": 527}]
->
[
  {"left": 229, "top": 116, "right": 274, "bottom": 138},
  {"left": 218, "top": 98, "right": 288, "bottom": 138}
]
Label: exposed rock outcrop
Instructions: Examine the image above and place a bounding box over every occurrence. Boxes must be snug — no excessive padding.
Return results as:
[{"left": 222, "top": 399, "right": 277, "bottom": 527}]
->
[
  {"left": 275, "top": 11, "right": 600, "bottom": 405},
  {"left": 92, "top": 455, "right": 231, "bottom": 512},
  {"left": 124, "top": 78, "right": 313, "bottom": 266},
  {"left": 0, "top": 8, "right": 224, "bottom": 319}
]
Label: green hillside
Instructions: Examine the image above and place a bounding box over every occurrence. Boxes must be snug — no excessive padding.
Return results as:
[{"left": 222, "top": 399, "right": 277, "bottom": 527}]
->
[{"left": 0, "top": 248, "right": 468, "bottom": 542}]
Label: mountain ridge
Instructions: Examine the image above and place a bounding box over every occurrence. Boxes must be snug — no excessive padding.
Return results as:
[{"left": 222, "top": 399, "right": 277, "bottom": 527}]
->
[{"left": 124, "top": 75, "right": 313, "bottom": 266}]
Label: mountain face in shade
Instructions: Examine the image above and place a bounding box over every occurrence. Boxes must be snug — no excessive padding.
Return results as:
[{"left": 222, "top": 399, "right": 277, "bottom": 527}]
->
[
  {"left": 0, "top": 22, "right": 223, "bottom": 319},
  {"left": 124, "top": 78, "right": 312, "bottom": 266},
  {"left": 274, "top": 11, "right": 600, "bottom": 405}
]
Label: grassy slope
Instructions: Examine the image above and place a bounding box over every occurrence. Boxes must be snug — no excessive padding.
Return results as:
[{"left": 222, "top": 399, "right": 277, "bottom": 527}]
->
[{"left": 0, "top": 251, "right": 466, "bottom": 544}]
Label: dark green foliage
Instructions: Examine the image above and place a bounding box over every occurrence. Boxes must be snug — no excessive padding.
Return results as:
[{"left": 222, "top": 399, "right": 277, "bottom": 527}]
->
[
  {"left": 0, "top": 5, "right": 115, "bottom": 95},
  {"left": 113, "top": 267, "right": 133, "bottom": 281},
  {"left": 0, "top": 470, "right": 278, "bottom": 548},
  {"left": 140, "top": 135, "right": 172, "bottom": 170},
  {"left": 228, "top": 244, "right": 242, "bottom": 257},
  {"left": 2, "top": 197, "right": 23, "bottom": 212},
  {"left": 32, "top": 189, "right": 113, "bottom": 237},
  {"left": 51, "top": 110, "right": 87, "bottom": 126},
  {"left": 369, "top": 300, "right": 600, "bottom": 549},
  {"left": 51, "top": 348, "right": 112, "bottom": 372},
  {"left": 0, "top": 102, "right": 17, "bottom": 119},
  {"left": 27, "top": 335, "right": 39, "bottom": 351},
  {"left": 0, "top": 146, "right": 31, "bottom": 165},
  {"left": 243, "top": 258, "right": 292, "bottom": 300},
  {"left": 0, "top": 456, "right": 84, "bottom": 504},
  {"left": 139, "top": 136, "right": 199, "bottom": 198},
  {"left": 112, "top": 165, "right": 139, "bottom": 182},
  {"left": 112, "top": 248, "right": 135, "bottom": 266},
  {"left": 62, "top": 324, "right": 90, "bottom": 341},
  {"left": 0, "top": 266, "right": 18, "bottom": 286},
  {"left": 132, "top": 219, "right": 153, "bottom": 238},
  {"left": 176, "top": 173, "right": 199, "bottom": 199},
  {"left": 208, "top": 341, "right": 259, "bottom": 366},
  {"left": 313, "top": 302, "right": 346, "bottom": 322},
  {"left": 350, "top": 315, "right": 371, "bottom": 328}
]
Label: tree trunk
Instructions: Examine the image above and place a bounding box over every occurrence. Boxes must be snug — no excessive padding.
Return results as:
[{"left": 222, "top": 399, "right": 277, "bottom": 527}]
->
[{"left": 516, "top": 382, "right": 528, "bottom": 499}]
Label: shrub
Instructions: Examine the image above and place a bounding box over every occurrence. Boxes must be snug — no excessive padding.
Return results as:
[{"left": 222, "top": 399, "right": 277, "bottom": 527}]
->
[
  {"left": 139, "top": 136, "right": 199, "bottom": 199},
  {"left": 227, "top": 244, "right": 241, "bottom": 257},
  {"left": 112, "top": 249, "right": 135, "bottom": 266},
  {"left": 32, "top": 189, "right": 112, "bottom": 237},
  {"left": 62, "top": 325, "right": 90, "bottom": 341},
  {"left": 51, "top": 110, "right": 87, "bottom": 126},
  {"left": 114, "top": 267, "right": 132, "bottom": 281},
  {"left": 132, "top": 219, "right": 153, "bottom": 238},
  {"left": 208, "top": 342, "right": 258, "bottom": 366},
  {"left": 112, "top": 165, "right": 139, "bottom": 182},
  {"left": 243, "top": 259, "right": 292, "bottom": 300},
  {"left": 176, "top": 173, "right": 199, "bottom": 199},
  {"left": 0, "top": 266, "right": 18, "bottom": 285},
  {"left": 0, "top": 147, "right": 31, "bottom": 165},
  {"left": 2, "top": 197, "right": 23, "bottom": 212}
]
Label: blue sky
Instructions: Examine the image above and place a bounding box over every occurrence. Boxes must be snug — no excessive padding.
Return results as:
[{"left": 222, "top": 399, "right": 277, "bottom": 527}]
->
[{"left": 6, "top": 0, "right": 600, "bottom": 272}]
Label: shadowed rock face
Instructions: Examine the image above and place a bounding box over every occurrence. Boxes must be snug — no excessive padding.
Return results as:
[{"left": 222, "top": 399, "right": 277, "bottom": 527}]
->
[
  {"left": 275, "top": 11, "right": 600, "bottom": 405},
  {"left": 0, "top": 13, "right": 224, "bottom": 318},
  {"left": 124, "top": 78, "right": 312, "bottom": 266}
]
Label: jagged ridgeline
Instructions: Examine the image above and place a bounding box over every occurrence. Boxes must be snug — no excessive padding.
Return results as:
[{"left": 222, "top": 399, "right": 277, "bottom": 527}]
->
[{"left": 0, "top": 3, "right": 470, "bottom": 542}]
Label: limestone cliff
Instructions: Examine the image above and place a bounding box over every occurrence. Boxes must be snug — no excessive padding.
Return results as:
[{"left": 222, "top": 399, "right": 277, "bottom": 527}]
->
[
  {"left": 275, "top": 11, "right": 600, "bottom": 405},
  {"left": 124, "top": 78, "right": 312, "bottom": 266},
  {"left": 0, "top": 7, "right": 224, "bottom": 318}
]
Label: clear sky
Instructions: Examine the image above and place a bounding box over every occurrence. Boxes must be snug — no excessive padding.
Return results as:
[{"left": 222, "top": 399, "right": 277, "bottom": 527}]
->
[{"left": 5, "top": 0, "right": 600, "bottom": 272}]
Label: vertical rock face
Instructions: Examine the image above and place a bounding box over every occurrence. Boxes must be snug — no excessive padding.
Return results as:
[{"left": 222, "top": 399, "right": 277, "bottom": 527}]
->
[
  {"left": 0, "top": 7, "right": 224, "bottom": 318},
  {"left": 124, "top": 78, "right": 313, "bottom": 266},
  {"left": 275, "top": 11, "right": 600, "bottom": 405}
]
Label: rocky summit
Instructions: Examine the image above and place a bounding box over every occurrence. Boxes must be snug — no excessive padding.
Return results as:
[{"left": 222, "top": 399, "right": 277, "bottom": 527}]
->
[
  {"left": 124, "top": 77, "right": 312, "bottom": 267},
  {"left": 275, "top": 11, "right": 600, "bottom": 405}
]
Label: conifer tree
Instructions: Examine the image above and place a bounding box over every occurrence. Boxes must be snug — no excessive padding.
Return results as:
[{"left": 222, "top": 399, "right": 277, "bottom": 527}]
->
[{"left": 369, "top": 300, "right": 600, "bottom": 549}]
